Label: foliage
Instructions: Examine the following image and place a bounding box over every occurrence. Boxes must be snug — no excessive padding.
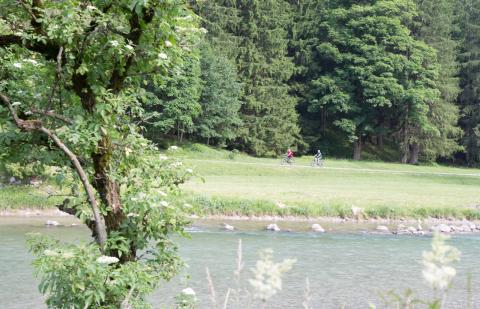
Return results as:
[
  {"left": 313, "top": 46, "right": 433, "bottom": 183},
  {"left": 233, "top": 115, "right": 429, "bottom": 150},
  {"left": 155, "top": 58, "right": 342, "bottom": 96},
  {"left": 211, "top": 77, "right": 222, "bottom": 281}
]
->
[
  {"left": 412, "top": 0, "right": 463, "bottom": 163},
  {"left": 195, "top": 42, "right": 243, "bottom": 146},
  {"left": 28, "top": 234, "right": 173, "bottom": 309},
  {"left": 192, "top": 0, "right": 302, "bottom": 156},
  {"left": 0, "top": 0, "right": 199, "bottom": 308},
  {"left": 146, "top": 43, "right": 203, "bottom": 142},
  {"left": 457, "top": 0, "right": 480, "bottom": 165}
]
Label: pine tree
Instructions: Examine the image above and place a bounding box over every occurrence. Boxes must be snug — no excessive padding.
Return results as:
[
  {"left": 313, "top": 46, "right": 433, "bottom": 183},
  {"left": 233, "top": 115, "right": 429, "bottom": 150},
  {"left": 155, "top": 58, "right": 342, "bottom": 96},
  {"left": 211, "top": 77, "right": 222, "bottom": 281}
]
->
[
  {"left": 457, "top": 0, "right": 480, "bottom": 165},
  {"left": 411, "top": 0, "right": 462, "bottom": 164},
  {"left": 193, "top": 0, "right": 301, "bottom": 156},
  {"left": 234, "top": 0, "right": 301, "bottom": 156}
]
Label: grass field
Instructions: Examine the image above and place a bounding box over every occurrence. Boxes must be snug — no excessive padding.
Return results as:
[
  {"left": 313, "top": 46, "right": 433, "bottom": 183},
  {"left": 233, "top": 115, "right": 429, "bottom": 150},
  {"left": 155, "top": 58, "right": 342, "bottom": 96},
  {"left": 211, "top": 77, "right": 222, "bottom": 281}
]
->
[
  {"left": 174, "top": 144, "right": 480, "bottom": 219},
  {"left": 2, "top": 143, "right": 480, "bottom": 219},
  {"left": 0, "top": 184, "right": 63, "bottom": 210}
]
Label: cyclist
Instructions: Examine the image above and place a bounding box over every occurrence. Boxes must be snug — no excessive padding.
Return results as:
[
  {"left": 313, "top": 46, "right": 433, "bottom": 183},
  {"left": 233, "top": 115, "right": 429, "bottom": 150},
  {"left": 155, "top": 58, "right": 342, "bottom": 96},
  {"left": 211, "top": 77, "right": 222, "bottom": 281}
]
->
[
  {"left": 313, "top": 149, "right": 323, "bottom": 166},
  {"left": 286, "top": 148, "right": 294, "bottom": 163}
]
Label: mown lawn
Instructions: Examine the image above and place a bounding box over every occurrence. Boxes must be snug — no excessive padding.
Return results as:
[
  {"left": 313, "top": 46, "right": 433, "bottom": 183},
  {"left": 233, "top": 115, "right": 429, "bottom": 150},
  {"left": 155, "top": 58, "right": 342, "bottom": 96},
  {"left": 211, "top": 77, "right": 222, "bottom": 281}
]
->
[
  {"left": 174, "top": 144, "right": 480, "bottom": 219},
  {"left": 2, "top": 144, "right": 480, "bottom": 219}
]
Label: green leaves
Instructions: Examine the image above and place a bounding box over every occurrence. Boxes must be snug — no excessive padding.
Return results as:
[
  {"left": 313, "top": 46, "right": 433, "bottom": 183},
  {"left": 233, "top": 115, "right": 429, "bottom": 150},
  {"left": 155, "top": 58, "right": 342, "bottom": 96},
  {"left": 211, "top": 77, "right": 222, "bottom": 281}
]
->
[{"left": 1, "top": 1, "right": 199, "bottom": 308}]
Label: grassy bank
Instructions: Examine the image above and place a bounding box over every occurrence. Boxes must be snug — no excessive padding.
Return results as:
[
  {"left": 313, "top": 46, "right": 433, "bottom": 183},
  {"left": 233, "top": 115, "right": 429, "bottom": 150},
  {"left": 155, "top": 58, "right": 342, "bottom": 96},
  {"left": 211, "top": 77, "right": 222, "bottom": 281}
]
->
[
  {"left": 0, "top": 185, "right": 63, "bottom": 210},
  {"left": 174, "top": 144, "right": 480, "bottom": 219},
  {"left": 2, "top": 144, "right": 480, "bottom": 219}
]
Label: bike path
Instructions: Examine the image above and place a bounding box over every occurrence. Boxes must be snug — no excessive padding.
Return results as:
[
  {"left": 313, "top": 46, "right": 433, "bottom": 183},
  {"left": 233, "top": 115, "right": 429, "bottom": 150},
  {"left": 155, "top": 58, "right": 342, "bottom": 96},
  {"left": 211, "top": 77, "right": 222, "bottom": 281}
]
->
[{"left": 186, "top": 159, "right": 480, "bottom": 178}]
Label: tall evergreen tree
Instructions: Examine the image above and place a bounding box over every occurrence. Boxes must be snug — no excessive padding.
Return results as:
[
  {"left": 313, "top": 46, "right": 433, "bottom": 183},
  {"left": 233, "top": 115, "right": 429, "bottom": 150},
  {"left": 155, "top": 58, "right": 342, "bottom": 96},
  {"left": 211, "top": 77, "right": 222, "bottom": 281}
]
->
[
  {"left": 411, "top": 0, "right": 463, "bottom": 163},
  {"left": 233, "top": 0, "right": 301, "bottom": 156},
  {"left": 193, "top": 0, "right": 301, "bottom": 156},
  {"left": 288, "top": 0, "right": 333, "bottom": 153},
  {"left": 457, "top": 0, "right": 480, "bottom": 165}
]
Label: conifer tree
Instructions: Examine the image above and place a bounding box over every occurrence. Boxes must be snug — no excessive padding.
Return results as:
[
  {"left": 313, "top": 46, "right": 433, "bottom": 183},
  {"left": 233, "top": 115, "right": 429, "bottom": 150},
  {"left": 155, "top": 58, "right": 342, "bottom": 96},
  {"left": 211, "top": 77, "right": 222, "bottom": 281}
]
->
[
  {"left": 457, "top": 0, "right": 480, "bottom": 165},
  {"left": 411, "top": 0, "right": 462, "bottom": 163},
  {"left": 193, "top": 0, "right": 301, "bottom": 156}
]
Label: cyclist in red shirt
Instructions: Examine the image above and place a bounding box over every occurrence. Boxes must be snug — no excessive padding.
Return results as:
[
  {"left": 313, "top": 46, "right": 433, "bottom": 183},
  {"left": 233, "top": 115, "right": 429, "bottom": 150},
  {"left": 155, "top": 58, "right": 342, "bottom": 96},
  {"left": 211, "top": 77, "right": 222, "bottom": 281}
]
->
[{"left": 287, "top": 148, "right": 294, "bottom": 162}]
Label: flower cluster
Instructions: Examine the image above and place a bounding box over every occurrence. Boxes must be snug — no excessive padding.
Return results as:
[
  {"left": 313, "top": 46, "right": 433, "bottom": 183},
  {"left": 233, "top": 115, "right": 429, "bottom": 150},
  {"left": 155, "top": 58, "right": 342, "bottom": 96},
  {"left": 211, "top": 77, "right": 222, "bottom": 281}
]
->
[
  {"left": 422, "top": 233, "right": 460, "bottom": 291},
  {"left": 249, "top": 249, "right": 296, "bottom": 302},
  {"left": 96, "top": 256, "right": 120, "bottom": 265}
]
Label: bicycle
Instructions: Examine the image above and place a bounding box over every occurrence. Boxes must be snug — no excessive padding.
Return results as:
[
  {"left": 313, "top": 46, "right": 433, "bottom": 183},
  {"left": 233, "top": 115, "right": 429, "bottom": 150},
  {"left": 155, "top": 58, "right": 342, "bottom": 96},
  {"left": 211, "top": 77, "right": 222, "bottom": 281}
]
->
[
  {"left": 281, "top": 155, "right": 294, "bottom": 166},
  {"left": 311, "top": 157, "right": 324, "bottom": 167}
]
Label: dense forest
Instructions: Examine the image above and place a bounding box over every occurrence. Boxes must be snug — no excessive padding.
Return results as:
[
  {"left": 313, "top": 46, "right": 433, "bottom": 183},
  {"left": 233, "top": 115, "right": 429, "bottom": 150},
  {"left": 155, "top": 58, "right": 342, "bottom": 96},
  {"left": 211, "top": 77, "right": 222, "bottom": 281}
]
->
[{"left": 143, "top": 0, "right": 480, "bottom": 165}]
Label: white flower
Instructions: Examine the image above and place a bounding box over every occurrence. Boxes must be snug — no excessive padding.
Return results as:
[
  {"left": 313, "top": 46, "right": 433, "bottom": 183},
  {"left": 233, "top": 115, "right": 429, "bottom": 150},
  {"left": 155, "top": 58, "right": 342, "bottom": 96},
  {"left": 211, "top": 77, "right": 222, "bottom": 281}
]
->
[
  {"left": 186, "top": 168, "right": 193, "bottom": 174},
  {"left": 249, "top": 249, "right": 296, "bottom": 302},
  {"left": 44, "top": 249, "right": 58, "bottom": 257},
  {"left": 125, "top": 45, "right": 134, "bottom": 51},
  {"left": 165, "top": 40, "right": 173, "bottom": 48},
  {"left": 169, "top": 145, "right": 179, "bottom": 151},
  {"left": 158, "top": 52, "right": 168, "bottom": 60},
  {"left": 13, "top": 62, "right": 22, "bottom": 69},
  {"left": 182, "top": 288, "right": 196, "bottom": 296},
  {"left": 86, "top": 5, "right": 96, "bottom": 10},
  {"left": 199, "top": 27, "right": 208, "bottom": 34},
  {"left": 62, "top": 251, "right": 75, "bottom": 259},
  {"left": 24, "top": 59, "right": 38, "bottom": 65},
  {"left": 96, "top": 256, "right": 119, "bottom": 265},
  {"left": 110, "top": 40, "right": 119, "bottom": 47},
  {"left": 160, "top": 201, "right": 169, "bottom": 207},
  {"left": 170, "top": 162, "right": 183, "bottom": 168},
  {"left": 422, "top": 233, "right": 460, "bottom": 291}
]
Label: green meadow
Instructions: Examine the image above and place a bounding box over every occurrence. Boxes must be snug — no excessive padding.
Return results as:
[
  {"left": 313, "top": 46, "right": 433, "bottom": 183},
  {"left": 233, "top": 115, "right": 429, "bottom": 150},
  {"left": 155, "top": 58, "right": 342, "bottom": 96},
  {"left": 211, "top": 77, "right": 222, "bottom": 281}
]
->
[
  {"left": 2, "top": 144, "right": 480, "bottom": 219},
  {"left": 174, "top": 145, "right": 480, "bottom": 219}
]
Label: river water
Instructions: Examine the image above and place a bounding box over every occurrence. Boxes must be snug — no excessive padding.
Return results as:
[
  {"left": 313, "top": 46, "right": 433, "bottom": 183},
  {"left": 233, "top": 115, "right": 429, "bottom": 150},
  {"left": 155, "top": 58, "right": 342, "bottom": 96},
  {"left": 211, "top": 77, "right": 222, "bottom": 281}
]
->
[{"left": 1, "top": 217, "right": 479, "bottom": 308}]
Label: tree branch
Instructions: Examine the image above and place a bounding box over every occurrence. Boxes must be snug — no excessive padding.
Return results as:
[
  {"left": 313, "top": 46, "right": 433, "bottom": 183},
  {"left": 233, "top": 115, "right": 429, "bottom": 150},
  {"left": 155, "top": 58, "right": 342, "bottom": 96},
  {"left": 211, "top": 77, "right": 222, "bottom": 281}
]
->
[
  {"left": 29, "top": 108, "right": 73, "bottom": 124},
  {"left": 0, "top": 92, "right": 107, "bottom": 251},
  {"left": 47, "top": 46, "right": 64, "bottom": 109},
  {"left": 0, "top": 34, "right": 61, "bottom": 60}
]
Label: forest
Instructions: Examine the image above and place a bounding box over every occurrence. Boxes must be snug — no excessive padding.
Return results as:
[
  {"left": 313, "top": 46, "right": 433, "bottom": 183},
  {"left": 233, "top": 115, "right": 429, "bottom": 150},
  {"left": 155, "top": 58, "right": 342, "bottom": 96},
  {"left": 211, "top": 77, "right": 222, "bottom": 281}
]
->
[{"left": 141, "top": 0, "right": 480, "bottom": 165}]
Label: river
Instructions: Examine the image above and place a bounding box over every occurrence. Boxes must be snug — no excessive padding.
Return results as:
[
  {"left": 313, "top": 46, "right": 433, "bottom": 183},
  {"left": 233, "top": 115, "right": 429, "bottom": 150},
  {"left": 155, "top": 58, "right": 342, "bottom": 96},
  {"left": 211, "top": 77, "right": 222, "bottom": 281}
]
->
[{"left": 1, "top": 217, "right": 479, "bottom": 308}]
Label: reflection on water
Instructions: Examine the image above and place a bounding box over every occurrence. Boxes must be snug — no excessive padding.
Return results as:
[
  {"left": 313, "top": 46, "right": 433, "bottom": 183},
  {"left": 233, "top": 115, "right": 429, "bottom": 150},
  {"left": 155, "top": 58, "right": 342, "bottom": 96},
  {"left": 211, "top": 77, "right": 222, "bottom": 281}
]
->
[{"left": 1, "top": 217, "right": 479, "bottom": 308}]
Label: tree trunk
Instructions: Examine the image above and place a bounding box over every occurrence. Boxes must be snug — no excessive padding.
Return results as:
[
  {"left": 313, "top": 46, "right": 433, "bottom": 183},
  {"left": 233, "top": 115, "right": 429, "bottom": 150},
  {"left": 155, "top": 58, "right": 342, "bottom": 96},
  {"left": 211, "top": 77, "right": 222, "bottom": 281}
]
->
[
  {"left": 92, "top": 136, "right": 133, "bottom": 262},
  {"left": 321, "top": 107, "right": 327, "bottom": 134},
  {"left": 409, "top": 143, "right": 419, "bottom": 165},
  {"left": 400, "top": 105, "right": 409, "bottom": 164},
  {"left": 378, "top": 135, "right": 384, "bottom": 150},
  {"left": 353, "top": 138, "right": 362, "bottom": 160}
]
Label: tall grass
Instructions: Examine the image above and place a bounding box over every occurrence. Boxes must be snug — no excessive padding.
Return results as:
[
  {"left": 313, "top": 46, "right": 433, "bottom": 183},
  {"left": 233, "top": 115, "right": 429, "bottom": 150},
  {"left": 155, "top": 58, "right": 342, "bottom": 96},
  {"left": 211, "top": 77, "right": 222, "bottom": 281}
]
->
[{"left": 177, "top": 193, "right": 480, "bottom": 220}]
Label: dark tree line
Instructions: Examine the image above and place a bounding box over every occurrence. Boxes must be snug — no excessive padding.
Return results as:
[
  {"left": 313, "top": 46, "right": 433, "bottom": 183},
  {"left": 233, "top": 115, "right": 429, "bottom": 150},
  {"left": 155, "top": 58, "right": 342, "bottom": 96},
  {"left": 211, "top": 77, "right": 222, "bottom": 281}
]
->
[{"left": 147, "top": 0, "right": 480, "bottom": 165}]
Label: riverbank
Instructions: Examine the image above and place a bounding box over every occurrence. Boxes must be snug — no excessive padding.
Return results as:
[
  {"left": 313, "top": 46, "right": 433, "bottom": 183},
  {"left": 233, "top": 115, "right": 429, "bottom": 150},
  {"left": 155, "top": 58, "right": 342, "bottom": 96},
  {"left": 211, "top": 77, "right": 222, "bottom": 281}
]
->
[{"left": 3, "top": 208, "right": 480, "bottom": 235}]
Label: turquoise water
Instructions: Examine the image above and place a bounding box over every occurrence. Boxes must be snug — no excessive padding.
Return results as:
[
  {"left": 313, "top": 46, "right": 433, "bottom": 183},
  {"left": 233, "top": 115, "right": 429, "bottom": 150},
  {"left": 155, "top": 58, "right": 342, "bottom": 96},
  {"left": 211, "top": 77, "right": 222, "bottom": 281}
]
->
[{"left": 1, "top": 218, "right": 479, "bottom": 308}]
